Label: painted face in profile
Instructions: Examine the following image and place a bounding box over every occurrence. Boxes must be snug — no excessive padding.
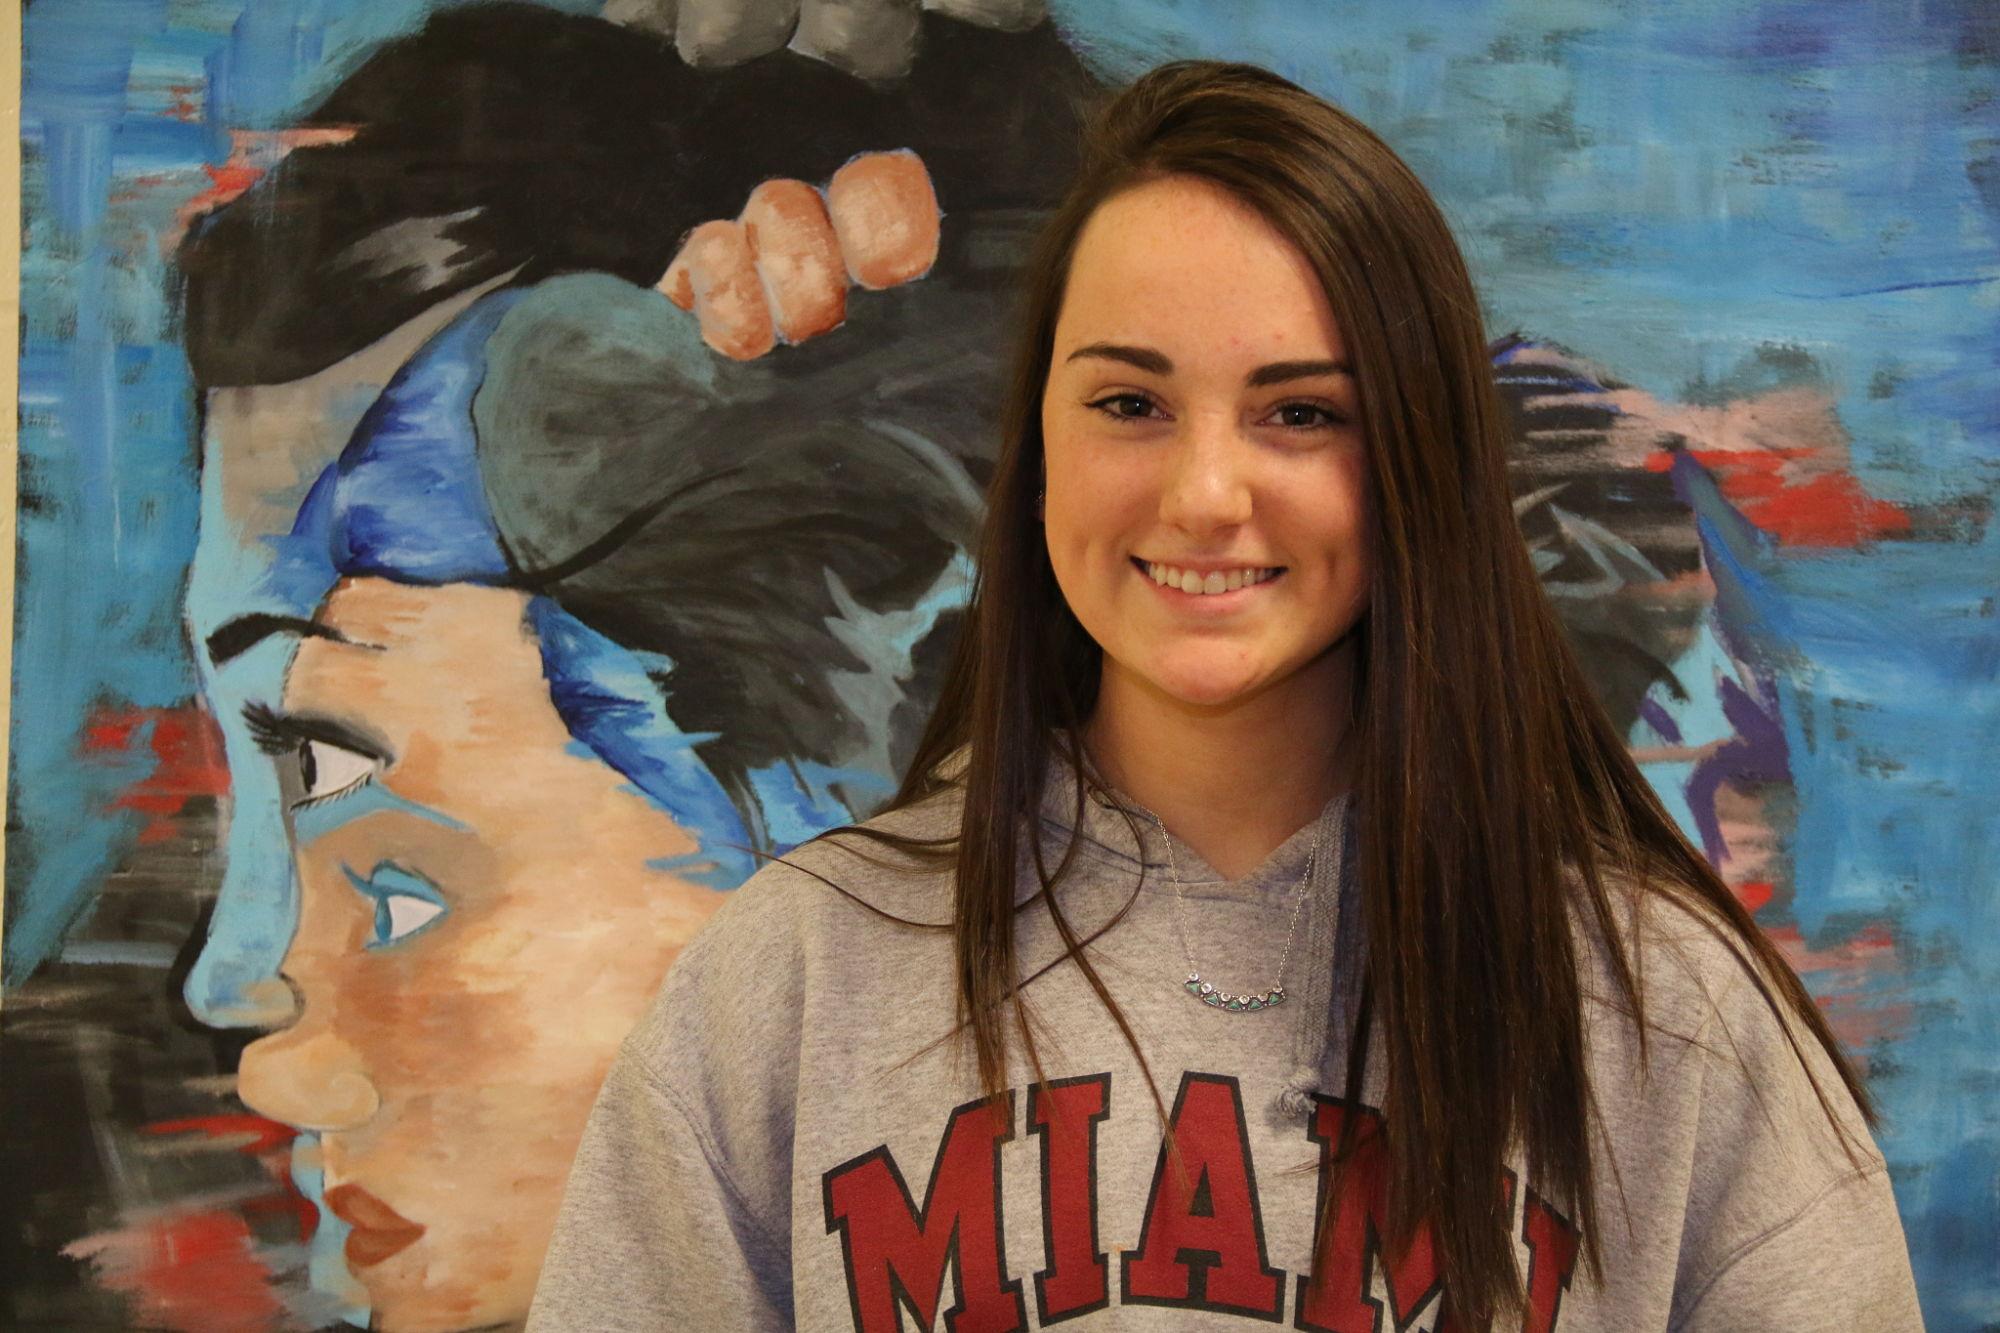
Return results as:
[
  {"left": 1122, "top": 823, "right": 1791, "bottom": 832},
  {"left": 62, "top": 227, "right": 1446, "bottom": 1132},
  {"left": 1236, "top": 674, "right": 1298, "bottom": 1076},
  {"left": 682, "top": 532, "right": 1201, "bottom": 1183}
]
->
[{"left": 228, "top": 577, "right": 723, "bottom": 1332}]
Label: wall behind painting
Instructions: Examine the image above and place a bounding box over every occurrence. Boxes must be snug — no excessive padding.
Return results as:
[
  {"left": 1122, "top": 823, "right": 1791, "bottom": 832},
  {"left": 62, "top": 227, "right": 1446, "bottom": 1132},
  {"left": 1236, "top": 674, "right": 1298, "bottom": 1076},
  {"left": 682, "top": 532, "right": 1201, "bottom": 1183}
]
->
[{"left": 7, "top": 0, "right": 1996, "bottom": 1328}]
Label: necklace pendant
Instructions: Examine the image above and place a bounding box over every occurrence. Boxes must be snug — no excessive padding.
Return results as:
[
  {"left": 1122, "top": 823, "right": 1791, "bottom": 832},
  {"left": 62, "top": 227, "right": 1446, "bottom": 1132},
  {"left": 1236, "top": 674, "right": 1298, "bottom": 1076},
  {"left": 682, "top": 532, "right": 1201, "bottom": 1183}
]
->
[
  {"left": 1183, "top": 974, "right": 1284, "bottom": 1013},
  {"left": 1158, "top": 804, "right": 1324, "bottom": 1019}
]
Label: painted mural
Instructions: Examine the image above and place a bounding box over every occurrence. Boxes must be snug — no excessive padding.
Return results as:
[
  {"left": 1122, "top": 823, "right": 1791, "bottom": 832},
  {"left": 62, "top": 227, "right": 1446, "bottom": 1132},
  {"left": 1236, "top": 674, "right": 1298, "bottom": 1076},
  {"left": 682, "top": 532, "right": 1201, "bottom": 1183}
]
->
[{"left": 6, "top": 2, "right": 1994, "bottom": 1330}]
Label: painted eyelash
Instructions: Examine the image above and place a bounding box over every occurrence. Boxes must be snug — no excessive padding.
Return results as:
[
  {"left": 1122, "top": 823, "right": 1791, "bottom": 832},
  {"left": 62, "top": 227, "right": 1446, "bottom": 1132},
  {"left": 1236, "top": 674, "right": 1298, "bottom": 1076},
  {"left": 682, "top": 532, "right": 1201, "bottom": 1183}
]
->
[
  {"left": 242, "top": 701, "right": 381, "bottom": 811},
  {"left": 292, "top": 781, "right": 371, "bottom": 814},
  {"left": 242, "top": 701, "right": 294, "bottom": 756}
]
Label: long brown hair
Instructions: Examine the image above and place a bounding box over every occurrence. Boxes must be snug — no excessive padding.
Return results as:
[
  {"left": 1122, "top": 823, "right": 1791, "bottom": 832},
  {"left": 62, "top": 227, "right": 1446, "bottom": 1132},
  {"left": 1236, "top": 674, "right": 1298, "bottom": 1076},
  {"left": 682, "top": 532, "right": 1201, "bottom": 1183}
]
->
[{"left": 845, "top": 60, "right": 1873, "bottom": 1324}]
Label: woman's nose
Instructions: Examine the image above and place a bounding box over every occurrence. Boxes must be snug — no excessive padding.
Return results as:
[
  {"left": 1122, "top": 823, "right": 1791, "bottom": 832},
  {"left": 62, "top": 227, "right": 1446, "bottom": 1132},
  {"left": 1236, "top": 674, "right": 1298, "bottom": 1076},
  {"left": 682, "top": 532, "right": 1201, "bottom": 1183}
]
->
[
  {"left": 236, "top": 1016, "right": 382, "bottom": 1133},
  {"left": 1158, "top": 416, "right": 1254, "bottom": 535}
]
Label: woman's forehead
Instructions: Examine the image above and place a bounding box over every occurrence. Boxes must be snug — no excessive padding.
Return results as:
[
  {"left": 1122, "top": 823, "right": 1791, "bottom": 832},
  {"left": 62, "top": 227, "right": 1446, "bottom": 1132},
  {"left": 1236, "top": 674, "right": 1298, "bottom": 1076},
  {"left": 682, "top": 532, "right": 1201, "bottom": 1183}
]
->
[{"left": 1057, "top": 177, "right": 1347, "bottom": 368}]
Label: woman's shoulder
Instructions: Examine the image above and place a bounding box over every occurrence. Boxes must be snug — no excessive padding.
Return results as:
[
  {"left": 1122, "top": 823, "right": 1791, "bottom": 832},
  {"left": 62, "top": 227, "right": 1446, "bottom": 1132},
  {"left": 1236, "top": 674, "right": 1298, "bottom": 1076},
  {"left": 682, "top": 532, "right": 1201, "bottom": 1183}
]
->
[
  {"left": 618, "top": 784, "right": 964, "bottom": 1092},
  {"left": 1572, "top": 860, "right": 1882, "bottom": 1168},
  {"left": 665, "top": 785, "right": 964, "bottom": 992},
  {"left": 1573, "top": 860, "right": 1781, "bottom": 1040},
  {"left": 752, "top": 780, "right": 962, "bottom": 916},
  {"left": 1566, "top": 875, "right": 1912, "bottom": 1324}
]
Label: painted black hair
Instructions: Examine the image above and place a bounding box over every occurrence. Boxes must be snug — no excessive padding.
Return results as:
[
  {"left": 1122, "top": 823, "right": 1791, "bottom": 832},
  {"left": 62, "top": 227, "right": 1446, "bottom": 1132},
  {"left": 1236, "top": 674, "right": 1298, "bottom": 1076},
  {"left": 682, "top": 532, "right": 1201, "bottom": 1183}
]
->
[
  {"left": 178, "top": 1, "right": 1098, "bottom": 386},
  {"left": 177, "top": 1, "right": 1101, "bottom": 834}
]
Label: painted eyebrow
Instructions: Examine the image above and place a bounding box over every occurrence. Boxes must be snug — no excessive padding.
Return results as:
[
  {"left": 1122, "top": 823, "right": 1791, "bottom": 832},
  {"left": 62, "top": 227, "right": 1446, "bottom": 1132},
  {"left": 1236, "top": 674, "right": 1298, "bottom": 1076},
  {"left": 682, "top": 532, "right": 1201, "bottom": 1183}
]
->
[
  {"left": 1063, "top": 343, "right": 1353, "bottom": 388},
  {"left": 206, "top": 614, "right": 379, "bottom": 667}
]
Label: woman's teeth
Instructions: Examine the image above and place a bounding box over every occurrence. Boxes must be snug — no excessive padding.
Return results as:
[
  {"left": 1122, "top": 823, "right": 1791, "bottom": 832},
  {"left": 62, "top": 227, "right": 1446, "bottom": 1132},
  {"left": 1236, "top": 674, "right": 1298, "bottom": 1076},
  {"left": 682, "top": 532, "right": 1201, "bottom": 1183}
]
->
[{"left": 1145, "top": 562, "right": 1282, "bottom": 595}]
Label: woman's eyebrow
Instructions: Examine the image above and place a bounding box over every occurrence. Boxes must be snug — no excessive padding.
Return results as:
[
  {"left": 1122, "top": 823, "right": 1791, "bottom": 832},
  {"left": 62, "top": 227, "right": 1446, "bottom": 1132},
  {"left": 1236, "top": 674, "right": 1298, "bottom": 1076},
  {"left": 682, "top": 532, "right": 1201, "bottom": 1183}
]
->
[
  {"left": 1065, "top": 342, "right": 1173, "bottom": 374},
  {"left": 1062, "top": 344, "right": 1351, "bottom": 387},
  {"left": 1246, "top": 358, "right": 1352, "bottom": 387}
]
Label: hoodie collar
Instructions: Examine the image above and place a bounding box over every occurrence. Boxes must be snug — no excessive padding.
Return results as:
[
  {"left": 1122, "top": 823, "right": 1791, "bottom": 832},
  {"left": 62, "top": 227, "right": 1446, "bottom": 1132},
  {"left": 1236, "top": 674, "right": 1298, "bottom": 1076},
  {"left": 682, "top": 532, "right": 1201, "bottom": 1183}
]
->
[{"left": 1033, "top": 740, "right": 1350, "bottom": 899}]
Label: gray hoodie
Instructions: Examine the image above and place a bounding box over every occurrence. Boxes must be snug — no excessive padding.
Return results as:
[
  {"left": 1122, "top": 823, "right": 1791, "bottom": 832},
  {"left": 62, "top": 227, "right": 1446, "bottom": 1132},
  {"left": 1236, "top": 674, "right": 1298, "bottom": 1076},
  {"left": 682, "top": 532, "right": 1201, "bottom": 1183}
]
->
[{"left": 528, "top": 766, "right": 1922, "bottom": 1331}]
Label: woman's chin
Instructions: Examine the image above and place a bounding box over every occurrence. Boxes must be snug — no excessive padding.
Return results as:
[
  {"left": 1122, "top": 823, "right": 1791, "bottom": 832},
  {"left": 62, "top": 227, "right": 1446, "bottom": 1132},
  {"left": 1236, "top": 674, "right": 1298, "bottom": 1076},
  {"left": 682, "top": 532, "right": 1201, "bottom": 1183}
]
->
[{"left": 1139, "top": 660, "right": 1275, "bottom": 712}]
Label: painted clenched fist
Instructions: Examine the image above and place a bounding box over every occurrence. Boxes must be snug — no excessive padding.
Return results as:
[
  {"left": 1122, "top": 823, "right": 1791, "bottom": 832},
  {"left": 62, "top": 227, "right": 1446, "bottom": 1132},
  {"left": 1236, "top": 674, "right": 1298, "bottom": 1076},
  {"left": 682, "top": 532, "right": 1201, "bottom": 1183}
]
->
[{"left": 658, "top": 149, "right": 941, "bottom": 360}]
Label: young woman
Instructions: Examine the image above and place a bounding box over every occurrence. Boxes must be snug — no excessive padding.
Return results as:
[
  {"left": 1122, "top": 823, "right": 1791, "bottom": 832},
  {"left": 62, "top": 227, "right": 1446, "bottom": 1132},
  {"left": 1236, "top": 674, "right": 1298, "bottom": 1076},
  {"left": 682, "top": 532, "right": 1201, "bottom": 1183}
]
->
[{"left": 529, "top": 62, "right": 1922, "bottom": 1331}]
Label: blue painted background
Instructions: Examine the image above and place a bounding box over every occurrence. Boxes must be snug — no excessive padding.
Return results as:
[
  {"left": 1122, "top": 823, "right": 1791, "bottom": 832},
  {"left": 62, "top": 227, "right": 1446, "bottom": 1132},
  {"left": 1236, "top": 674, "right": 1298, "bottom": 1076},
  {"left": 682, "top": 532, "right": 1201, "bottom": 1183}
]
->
[{"left": 13, "top": 0, "right": 1997, "bottom": 1326}]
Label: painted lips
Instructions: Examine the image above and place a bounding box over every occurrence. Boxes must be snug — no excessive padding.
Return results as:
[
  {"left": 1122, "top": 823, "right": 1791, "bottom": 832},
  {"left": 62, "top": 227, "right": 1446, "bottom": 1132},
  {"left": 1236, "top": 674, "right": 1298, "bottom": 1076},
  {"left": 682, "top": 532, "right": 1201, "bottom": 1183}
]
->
[{"left": 325, "top": 1183, "right": 426, "bottom": 1268}]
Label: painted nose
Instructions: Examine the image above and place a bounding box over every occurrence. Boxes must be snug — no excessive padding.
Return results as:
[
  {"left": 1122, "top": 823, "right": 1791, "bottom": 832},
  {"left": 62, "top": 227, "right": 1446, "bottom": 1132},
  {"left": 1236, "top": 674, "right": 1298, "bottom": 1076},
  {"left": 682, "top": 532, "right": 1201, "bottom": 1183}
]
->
[
  {"left": 1158, "top": 418, "right": 1254, "bottom": 535},
  {"left": 236, "top": 1018, "right": 382, "bottom": 1133},
  {"left": 184, "top": 769, "right": 303, "bottom": 1030}
]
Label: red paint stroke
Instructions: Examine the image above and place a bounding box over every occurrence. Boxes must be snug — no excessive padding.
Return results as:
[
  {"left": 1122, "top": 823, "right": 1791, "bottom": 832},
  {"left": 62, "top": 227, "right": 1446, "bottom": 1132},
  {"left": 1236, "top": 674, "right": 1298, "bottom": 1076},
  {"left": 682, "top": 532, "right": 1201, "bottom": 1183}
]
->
[
  {"left": 1732, "top": 879, "right": 1776, "bottom": 916},
  {"left": 143, "top": 1114, "right": 298, "bottom": 1155},
  {"left": 84, "top": 704, "right": 231, "bottom": 844},
  {"left": 143, "top": 1114, "right": 319, "bottom": 1243},
  {"left": 165, "top": 127, "right": 357, "bottom": 254},
  {"left": 192, "top": 160, "right": 264, "bottom": 211},
  {"left": 1761, "top": 921, "right": 1911, "bottom": 1063},
  {"left": 75, "top": 1210, "right": 288, "bottom": 1333},
  {"left": 1645, "top": 448, "right": 1914, "bottom": 546}
]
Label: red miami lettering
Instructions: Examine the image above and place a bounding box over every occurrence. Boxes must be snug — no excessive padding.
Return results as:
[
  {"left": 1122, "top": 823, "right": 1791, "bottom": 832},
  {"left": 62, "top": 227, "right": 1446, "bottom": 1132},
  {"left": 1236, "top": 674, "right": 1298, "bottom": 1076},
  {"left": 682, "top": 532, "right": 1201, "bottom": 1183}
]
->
[
  {"left": 822, "top": 1094, "right": 1026, "bottom": 1333},
  {"left": 1122, "top": 1073, "right": 1284, "bottom": 1319},
  {"left": 1298, "top": 1100, "right": 1583, "bottom": 1333},
  {"left": 1296, "top": 1097, "right": 1457, "bottom": 1333},
  {"left": 1029, "top": 1074, "right": 1113, "bottom": 1323},
  {"left": 1519, "top": 1180, "right": 1582, "bottom": 1333}
]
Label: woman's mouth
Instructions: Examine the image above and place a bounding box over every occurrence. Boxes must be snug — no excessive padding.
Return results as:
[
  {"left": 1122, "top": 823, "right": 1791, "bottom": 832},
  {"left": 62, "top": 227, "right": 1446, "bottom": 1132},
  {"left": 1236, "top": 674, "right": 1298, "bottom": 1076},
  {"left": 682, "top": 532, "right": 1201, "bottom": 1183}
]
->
[
  {"left": 1134, "top": 558, "right": 1285, "bottom": 597},
  {"left": 325, "top": 1183, "right": 427, "bottom": 1268}
]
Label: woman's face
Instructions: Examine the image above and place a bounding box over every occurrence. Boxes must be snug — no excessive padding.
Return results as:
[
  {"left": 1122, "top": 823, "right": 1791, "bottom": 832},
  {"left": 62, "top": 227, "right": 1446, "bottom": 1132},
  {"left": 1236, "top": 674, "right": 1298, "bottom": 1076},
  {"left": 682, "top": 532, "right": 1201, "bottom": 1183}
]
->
[
  {"left": 1041, "top": 175, "right": 1372, "bottom": 713},
  {"left": 232, "top": 576, "right": 723, "bottom": 1332}
]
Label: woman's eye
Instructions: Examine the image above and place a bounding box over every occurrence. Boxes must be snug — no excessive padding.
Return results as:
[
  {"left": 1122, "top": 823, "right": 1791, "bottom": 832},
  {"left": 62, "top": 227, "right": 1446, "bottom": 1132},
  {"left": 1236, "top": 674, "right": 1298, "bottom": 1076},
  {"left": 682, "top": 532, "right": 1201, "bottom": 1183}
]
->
[
  {"left": 344, "top": 863, "right": 450, "bottom": 950},
  {"left": 299, "top": 738, "right": 377, "bottom": 805},
  {"left": 1268, "top": 402, "right": 1344, "bottom": 429},
  {"left": 1087, "top": 393, "right": 1161, "bottom": 421}
]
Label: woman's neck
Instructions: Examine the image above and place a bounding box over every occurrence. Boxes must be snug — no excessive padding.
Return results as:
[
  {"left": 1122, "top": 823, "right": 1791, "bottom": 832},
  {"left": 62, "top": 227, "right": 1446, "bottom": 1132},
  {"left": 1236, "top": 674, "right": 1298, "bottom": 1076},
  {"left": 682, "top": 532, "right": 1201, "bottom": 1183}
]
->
[{"left": 1081, "top": 644, "right": 1356, "bottom": 881}]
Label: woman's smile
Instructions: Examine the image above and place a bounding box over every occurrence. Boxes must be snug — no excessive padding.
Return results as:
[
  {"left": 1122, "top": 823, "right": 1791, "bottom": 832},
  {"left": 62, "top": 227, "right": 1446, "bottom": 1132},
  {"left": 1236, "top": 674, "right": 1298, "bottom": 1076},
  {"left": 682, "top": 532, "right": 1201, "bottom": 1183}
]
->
[{"left": 1133, "top": 556, "right": 1287, "bottom": 602}]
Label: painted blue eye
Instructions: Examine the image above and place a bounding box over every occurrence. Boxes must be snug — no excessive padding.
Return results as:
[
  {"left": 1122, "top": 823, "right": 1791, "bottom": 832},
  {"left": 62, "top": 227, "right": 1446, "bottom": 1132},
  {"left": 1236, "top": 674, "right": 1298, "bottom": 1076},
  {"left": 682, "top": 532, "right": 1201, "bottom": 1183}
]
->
[{"left": 343, "top": 862, "right": 450, "bottom": 950}]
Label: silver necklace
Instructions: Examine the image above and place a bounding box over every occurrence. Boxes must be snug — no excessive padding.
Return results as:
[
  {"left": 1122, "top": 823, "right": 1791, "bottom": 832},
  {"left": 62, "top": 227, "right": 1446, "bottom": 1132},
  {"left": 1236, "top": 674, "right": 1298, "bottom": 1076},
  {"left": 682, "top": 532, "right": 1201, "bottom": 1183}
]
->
[{"left": 1150, "top": 809, "right": 1323, "bottom": 1013}]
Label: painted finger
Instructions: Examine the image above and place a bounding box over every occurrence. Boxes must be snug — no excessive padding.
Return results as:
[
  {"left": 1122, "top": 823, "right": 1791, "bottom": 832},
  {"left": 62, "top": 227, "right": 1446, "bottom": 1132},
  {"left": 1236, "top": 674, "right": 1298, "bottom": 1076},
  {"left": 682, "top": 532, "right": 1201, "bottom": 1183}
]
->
[
  {"left": 674, "top": 0, "right": 800, "bottom": 66},
  {"left": 920, "top": 0, "right": 1045, "bottom": 30},
  {"left": 825, "top": 150, "right": 940, "bottom": 290},
  {"left": 741, "top": 179, "right": 848, "bottom": 344},
  {"left": 659, "top": 247, "right": 697, "bottom": 311},
  {"left": 601, "top": 0, "right": 677, "bottom": 39},
  {"left": 791, "top": 0, "right": 920, "bottom": 81},
  {"left": 663, "top": 219, "right": 776, "bottom": 360}
]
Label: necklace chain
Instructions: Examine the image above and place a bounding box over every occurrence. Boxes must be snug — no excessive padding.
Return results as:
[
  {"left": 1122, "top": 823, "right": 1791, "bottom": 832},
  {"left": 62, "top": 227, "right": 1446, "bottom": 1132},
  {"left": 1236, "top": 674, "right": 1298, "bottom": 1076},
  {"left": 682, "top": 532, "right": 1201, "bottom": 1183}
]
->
[{"left": 1151, "top": 809, "right": 1323, "bottom": 1013}]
